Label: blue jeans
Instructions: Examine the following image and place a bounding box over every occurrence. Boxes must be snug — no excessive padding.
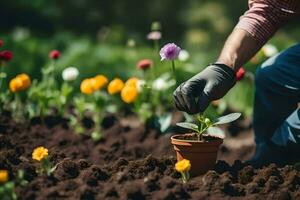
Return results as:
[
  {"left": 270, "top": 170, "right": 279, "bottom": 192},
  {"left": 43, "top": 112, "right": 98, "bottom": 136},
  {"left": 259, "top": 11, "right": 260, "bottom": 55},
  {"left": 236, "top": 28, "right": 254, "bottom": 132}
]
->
[{"left": 254, "top": 43, "right": 300, "bottom": 148}]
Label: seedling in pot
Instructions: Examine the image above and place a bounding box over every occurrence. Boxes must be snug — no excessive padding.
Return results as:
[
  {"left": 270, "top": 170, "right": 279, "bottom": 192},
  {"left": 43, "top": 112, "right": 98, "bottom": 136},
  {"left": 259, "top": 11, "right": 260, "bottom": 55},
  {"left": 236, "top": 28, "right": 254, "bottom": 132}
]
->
[{"left": 176, "top": 113, "right": 241, "bottom": 141}]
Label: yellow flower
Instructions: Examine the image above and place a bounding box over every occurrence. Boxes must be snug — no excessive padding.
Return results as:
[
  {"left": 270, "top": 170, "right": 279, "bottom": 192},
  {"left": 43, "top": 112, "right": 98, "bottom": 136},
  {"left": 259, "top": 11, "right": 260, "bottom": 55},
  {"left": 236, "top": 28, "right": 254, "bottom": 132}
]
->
[
  {"left": 125, "top": 77, "right": 138, "bottom": 87},
  {"left": 175, "top": 159, "right": 191, "bottom": 173},
  {"left": 9, "top": 73, "right": 31, "bottom": 92},
  {"left": 91, "top": 75, "right": 108, "bottom": 90},
  {"left": 80, "top": 78, "right": 94, "bottom": 94},
  {"left": 9, "top": 77, "right": 23, "bottom": 92},
  {"left": 32, "top": 146, "right": 49, "bottom": 161},
  {"left": 0, "top": 170, "right": 8, "bottom": 183},
  {"left": 121, "top": 85, "right": 138, "bottom": 104},
  {"left": 17, "top": 73, "right": 31, "bottom": 90},
  {"left": 107, "top": 78, "right": 124, "bottom": 95}
]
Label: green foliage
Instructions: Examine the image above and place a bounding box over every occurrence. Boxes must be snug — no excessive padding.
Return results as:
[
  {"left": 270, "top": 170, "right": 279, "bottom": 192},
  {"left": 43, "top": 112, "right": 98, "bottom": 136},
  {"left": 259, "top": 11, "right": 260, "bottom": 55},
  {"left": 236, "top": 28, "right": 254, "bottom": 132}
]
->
[{"left": 177, "top": 113, "right": 241, "bottom": 141}]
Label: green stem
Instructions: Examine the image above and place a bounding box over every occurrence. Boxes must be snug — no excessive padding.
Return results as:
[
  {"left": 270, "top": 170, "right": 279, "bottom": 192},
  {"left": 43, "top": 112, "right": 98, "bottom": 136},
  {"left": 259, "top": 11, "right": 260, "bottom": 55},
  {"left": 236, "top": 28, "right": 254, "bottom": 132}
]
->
[
  {"left": 15, "top": 93, "right": 23, "bottom": 122},
  {"left": 0, "top": 65, "right": 4, "bottom": 91},
  {"left": 181, "top": 171, "right": 189, "bottom": 183},
  {"left": 172, "top": 60, "right": 177, "bottom": 86},
  {"left": 153, "top": 40, "right": 159, "bottom": 78}
]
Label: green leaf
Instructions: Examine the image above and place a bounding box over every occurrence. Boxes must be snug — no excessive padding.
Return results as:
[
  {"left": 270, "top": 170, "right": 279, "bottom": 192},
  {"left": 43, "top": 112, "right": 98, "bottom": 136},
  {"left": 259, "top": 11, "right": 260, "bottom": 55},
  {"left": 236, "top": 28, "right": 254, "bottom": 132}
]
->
[
  {"left": 206, "top": 127, "right": 225, "bottom": 139},
  {"left": 176, "top": 122, "right": 199, "bottom": 132},
  {"left": 213, "top": 113, "right": 241, "bottom": 126},
  {"left": 0, "top": 72, "right": 7, "bottom": 78},
  {"left": 158, "top": 113, "right": 172, "bottom": 132}
]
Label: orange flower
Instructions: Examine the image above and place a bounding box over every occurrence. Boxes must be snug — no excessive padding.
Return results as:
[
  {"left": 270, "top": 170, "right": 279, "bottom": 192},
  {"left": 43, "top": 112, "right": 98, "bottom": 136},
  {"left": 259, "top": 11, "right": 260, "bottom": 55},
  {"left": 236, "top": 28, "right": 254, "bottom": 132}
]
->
[
  {"left": 107, "top": 78, "right": 124, "bottom": 95},
  {"left": 9, "top": 73, "right": 31, "bottom": 92},
  {"left": 17, "top": 73, "right": 31, "bottom": 90},
  {"left": 125, "top": 77, "right": 139, "bottom": 88},
  {"left": 121, "top": 85, "right": 138, "bottom": 104},
  {"left": 136, "top": 59, "right": 152, "bottom": 70},
  {"left": 80, "top": 78, "right": 94, "bottom": 94},
  {"left": 91, "top": 75, "right": 108, "bottom": 90},
  {"left": 175, "top": 159, "right": 191, "bottom": 173},
  {"left": 0, "top": 170, "right": 8, "bottom": 183},
  {"left": 32, "top": 146, "right": 49, "bottom": 161}
]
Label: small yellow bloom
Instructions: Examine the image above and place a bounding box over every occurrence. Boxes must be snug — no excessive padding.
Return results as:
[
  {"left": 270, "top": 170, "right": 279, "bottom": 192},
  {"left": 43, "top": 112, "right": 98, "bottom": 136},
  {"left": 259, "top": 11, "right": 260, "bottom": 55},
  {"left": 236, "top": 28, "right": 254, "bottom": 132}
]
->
[
  {"left": 125, "top": 77, "right": 138, "bottom": 88},
  {"left": 0, "top": 170, "right": 8, "bottom": 183},
  {"left": 32, "top": 146, "right": 49, "bottom": 161},
  {"left": 175, "top": 159, "right": 191, "bottom": 173},
  {"left": 80, "top": 78, "right": 94, "bottom": 94},
  {"left": 9, "top": 78, "right": 23, "bottom": 92},
  {"left": 91, "top": 75, "right": 108, "bottom": 90},
  {"left": 107, "top": 78, "right": 124, "bottom": 95},
  {"left": 17, "top": 73, "right": 31, "bottom": 90},
  {"left": 121, "top": 85, "right": 138, "bottom": 104},
  {"left": 9, "top": 73, "right": 31, "bottom": 92}
]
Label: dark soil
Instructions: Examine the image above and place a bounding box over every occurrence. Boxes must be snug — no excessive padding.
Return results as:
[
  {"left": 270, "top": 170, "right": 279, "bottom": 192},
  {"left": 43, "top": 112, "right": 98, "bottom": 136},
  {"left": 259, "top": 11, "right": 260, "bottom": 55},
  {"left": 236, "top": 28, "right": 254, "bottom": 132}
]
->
[
  {"left": 1, "top": 111, "right": 300, "bottom": 200},
  {"left": 172, "top": 134, "right": 222, "bottom": 142}
]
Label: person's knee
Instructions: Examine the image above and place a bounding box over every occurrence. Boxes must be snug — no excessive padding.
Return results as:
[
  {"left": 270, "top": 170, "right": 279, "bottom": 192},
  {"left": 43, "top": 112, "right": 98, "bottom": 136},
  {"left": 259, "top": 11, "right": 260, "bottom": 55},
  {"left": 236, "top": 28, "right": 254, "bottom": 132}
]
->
[{"left": 255, "top": 65, "right": 270, "bottom": 87}]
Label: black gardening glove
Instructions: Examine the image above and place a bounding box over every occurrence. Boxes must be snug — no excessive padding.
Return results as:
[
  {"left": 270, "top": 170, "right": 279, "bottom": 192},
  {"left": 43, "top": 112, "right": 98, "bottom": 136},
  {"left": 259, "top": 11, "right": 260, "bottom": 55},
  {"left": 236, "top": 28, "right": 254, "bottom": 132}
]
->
[{"left": 173, "top": 64, "right": 236, "bottom": 114}]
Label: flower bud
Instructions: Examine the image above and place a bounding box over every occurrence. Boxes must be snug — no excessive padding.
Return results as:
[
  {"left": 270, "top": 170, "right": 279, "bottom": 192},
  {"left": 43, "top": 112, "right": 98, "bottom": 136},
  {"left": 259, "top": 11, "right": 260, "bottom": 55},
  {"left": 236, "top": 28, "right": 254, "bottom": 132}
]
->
[
  {"left": 62, "top": 67, "right": 79, "bottom": 81},
  {"left": 49, "top": 50, "right": 60, "bottom": 59},
  {"left": 136, "top": 59, "right": 152, "bottom": 70},
  {"left": 0, "top": 50, "right": 13, "bottom": 62},
  {"left": 204, "top": 118, "right": 211, "bottom": 126}
]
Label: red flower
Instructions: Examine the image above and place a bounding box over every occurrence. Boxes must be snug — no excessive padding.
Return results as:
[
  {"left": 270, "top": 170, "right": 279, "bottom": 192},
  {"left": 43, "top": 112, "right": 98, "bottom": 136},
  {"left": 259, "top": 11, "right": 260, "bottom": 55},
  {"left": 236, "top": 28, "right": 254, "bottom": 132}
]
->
[
  {"left": 236, "top": 67, "right": 245, "bottom": 81},
  {"left": 0, "top": 39, "right": 4, "bottom": 48},
  {"left": 49, "top": 50, "right": 61, "bottom": 59},
  {"left": 0, "top": 50, "right": 13, "bottom": 62},
  {"left": 136, "top": 59, "right": 153, "bottom": 70}
]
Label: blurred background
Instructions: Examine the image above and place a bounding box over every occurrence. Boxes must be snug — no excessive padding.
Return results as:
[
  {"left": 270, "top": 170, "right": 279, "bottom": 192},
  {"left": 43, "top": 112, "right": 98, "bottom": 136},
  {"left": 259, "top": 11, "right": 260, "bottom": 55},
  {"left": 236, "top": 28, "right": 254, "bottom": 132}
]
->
[{"left": 1, "top": 0, "right": 300, "bottom": 116}]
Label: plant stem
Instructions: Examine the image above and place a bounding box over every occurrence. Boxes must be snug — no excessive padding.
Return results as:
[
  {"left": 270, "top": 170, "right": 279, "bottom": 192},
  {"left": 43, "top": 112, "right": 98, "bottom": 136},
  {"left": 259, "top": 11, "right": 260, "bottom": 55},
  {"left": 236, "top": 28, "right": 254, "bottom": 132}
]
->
[
  {"left": 171, "top": 60, "right": 177, "bottom": 86},
  {"left": 153, "top": 40, "right": 159, "bottom": 78},
  {"left": 0, "top": 65, "right": 4, "bottom": 91},
  {"left": 181, "top": 172, "right": 187, "bottom": 183},
  {"left": 15, "top": 93, "right": 23, "bottom": 122}
]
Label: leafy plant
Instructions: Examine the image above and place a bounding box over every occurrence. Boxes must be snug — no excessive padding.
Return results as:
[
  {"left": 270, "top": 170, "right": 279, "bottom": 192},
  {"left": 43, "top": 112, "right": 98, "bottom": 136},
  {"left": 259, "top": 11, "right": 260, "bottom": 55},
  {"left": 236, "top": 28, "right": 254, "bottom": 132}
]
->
[
  {"left": 176, "top": 113, "right": 241, "bottom": 141},
  {"left": 0, "top": 170, "right": 28, "bottom": 200}
]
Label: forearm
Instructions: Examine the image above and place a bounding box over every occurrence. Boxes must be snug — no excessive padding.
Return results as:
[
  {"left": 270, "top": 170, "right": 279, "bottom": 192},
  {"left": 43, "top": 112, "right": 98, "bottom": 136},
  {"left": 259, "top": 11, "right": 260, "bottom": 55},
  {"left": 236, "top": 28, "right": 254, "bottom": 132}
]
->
[
  {"left": 216, "top": 0, "right": 298, "bottom": 71},
  {"left": 216, "top": 29, "right": 263, "bottom": 71}
]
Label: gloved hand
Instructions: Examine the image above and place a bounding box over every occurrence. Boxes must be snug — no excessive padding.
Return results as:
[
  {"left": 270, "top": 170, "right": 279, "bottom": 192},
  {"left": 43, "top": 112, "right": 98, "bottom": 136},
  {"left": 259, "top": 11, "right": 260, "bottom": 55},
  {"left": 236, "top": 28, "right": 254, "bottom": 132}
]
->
[{"left": 173, "top": 64, "right": 236, "bottom": 114}]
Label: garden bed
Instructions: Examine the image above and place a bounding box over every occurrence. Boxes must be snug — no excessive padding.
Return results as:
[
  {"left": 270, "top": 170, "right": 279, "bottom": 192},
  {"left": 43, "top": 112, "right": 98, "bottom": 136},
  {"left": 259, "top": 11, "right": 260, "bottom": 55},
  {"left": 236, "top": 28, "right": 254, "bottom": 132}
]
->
[{"left": 1, "top": 111, "right": 300, "bottom": 200}]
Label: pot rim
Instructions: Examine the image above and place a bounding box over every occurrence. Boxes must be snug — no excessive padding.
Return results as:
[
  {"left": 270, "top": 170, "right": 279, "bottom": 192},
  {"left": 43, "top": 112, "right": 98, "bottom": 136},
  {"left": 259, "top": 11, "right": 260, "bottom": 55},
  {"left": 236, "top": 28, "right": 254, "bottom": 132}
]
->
[{"left": 171, "top": 133, "right": 223, "bottom": 145}]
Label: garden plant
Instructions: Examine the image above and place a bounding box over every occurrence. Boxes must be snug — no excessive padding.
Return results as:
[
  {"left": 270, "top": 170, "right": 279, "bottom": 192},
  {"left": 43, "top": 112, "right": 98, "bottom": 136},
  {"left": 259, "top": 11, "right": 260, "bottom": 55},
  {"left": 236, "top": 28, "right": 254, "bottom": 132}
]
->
[{"left": 0, "top": 14, "right": 299, "bottom": 199}]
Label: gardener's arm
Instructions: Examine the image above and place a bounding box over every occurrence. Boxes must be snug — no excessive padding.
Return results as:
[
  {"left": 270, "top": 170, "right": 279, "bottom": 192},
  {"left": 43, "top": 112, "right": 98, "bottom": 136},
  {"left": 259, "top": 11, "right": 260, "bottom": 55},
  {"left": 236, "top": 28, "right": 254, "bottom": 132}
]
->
[
  {"left": 217, "top": 0, "right": 298, "bottom": 70},
  {"left": 173, "top": 0, "right": 299, "bottom": 114}
]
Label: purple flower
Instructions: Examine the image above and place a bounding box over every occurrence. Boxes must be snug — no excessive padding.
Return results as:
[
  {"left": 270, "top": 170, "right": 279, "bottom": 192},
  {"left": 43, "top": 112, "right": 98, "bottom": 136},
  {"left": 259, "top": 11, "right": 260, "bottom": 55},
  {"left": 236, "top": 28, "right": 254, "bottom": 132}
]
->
[
  {"left": 159, "top": 43, "right": 181, "bottom": 61},
  {"left": 147, "top": 31, "right": 162, "bottom": 40}
]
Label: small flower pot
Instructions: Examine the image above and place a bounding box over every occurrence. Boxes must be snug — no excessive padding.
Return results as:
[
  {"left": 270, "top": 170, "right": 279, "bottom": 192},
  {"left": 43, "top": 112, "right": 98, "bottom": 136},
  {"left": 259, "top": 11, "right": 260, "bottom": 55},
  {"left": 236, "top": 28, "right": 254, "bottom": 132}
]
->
[{"left": 171, "top": 133, "right": 223, "bottom": 176}]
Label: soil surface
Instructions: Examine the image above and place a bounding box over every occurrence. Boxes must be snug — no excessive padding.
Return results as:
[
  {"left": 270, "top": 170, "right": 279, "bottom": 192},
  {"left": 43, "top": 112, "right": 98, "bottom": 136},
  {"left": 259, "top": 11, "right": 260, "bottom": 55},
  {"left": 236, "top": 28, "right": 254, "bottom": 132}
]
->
[{"left": 1, "top": 111, "right": 300, "bottom": 200}]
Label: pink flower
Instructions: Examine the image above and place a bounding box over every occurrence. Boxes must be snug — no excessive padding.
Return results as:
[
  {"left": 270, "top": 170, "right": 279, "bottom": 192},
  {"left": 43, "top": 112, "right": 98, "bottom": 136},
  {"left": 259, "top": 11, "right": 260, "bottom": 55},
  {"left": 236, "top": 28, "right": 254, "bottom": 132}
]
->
[
  {"left": 147, "top": 31, "right": 162, "bottom": 40},
  {"left": 0, "top": 50, "right": 13, "bottom": 62},
  {"left": 49, "top": 50, "right": 61, "bottom": 59},
  {"left": 236, "top": 67, "right": 245, "bottom": 81},
  {"left": 159, "top": 43, "right": 181, "bottom": 61},
  {"left": 136, "top": 59, "right": 153, "bottom": 70}
]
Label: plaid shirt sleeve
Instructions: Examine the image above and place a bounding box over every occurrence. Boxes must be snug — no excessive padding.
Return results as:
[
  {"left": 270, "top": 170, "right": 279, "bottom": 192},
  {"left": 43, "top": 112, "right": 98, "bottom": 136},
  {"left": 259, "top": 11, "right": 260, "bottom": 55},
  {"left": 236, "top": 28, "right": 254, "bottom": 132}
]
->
[{"left": 235, "top": 0, "right": 299, "bottom": 44}]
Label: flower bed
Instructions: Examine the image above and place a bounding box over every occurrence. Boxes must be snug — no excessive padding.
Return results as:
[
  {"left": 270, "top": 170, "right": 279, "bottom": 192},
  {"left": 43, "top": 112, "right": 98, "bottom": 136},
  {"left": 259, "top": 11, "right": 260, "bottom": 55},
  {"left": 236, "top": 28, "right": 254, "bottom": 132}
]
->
[{"left": 1, "top": 112, "right": 299, "bottom": 199}]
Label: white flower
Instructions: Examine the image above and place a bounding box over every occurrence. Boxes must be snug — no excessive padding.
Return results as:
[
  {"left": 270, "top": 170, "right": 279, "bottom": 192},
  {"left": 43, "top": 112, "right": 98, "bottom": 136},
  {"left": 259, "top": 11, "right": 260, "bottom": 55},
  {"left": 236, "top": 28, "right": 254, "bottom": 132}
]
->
[
  {"left": 152, "top": 73, "right": 176, "bottom": 91},
  {"left": 137, "top": 80, "right": 146, "bottom": 92},
  {"left": 178, "top": 49, "right": 190, "bottom": 62},
  {"left": 62, "top": 67, "right": 79, "bottom": 81},
  {"left": 147, "top": 31, "right": 162, "bottom": 40},
  {"left": 262, "top": 44, "right": 278, "bottom": 57}
]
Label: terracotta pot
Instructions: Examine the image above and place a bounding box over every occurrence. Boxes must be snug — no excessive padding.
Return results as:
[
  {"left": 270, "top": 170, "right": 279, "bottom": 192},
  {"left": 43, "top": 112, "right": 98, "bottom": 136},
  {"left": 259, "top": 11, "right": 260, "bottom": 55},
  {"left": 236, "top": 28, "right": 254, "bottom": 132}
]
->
[{"left": 171, "top": 133, "right": 223, "bottom": 176}]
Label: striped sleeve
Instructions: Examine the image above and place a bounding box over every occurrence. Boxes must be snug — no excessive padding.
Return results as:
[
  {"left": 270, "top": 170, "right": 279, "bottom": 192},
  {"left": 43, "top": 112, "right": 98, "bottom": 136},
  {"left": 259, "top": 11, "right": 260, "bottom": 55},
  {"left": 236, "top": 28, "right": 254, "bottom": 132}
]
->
[{"left": 235, "top": 0, "right": 299, "bottom": 45}]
